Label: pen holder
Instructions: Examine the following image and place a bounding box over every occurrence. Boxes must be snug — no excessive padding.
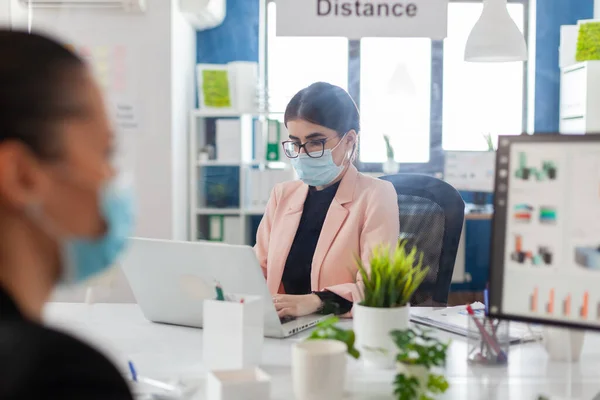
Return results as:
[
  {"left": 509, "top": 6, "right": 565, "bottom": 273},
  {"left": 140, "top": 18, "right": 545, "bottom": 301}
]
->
[
  {"left": 467, "top": 315, "right": 509, "bottom": 366},
  {"left": 203, "top": 295, "right": 264, "bottom": 371}
]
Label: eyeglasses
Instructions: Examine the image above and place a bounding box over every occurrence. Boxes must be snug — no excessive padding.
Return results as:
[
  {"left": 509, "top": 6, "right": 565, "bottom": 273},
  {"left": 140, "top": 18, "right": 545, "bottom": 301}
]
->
[{"left": 281, "top": 135, "right": 342, "bottom": 159}]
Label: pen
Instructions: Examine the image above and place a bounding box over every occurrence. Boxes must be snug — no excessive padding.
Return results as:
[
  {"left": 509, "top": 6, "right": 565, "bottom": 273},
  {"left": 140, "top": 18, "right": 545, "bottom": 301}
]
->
[
  {"left": 466, "top": 304, "right": 506, "bottom": 362},
  {"left": 484, "top": 287, "right": 489, "bottom": 314},
  {"left": 128, "top": 360, "right": 182, "bottom": 395},
  {"left": 128, "top": 360, "right": 137, "bottom": 382}
]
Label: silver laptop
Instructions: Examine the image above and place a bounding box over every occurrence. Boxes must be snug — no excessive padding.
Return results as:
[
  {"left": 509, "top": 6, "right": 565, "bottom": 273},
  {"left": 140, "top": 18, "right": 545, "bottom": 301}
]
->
[{"left": 120, "top": 238, "right": 330, "bottom": 338}]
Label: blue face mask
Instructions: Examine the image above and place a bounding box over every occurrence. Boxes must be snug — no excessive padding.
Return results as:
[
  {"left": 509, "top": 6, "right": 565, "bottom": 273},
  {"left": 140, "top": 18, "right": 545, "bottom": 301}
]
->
[
  {"left": 60, "top": 181, "right": 135, "bottom": 284},
  {"left": 290, "top": 137, "right": 351, "bottom": 187},
  {"left": 291, "top": 149, "right": 344, "bottom": 187}
]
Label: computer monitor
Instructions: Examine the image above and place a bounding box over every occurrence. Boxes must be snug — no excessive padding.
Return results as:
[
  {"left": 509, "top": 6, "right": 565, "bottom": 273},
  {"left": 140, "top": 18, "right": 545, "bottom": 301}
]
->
[
  {"left": 444, "top": 151, "right": 496, "bottom": 206},
  {"left": 489, "top": 134, "right": 600, "bottom": 330}
]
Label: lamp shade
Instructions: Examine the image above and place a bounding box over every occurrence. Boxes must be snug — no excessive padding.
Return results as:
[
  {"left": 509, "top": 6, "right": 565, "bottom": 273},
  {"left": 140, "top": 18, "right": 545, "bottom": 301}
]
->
[{"left": 464, "top": 0, "right": 527, "bottom": 62}]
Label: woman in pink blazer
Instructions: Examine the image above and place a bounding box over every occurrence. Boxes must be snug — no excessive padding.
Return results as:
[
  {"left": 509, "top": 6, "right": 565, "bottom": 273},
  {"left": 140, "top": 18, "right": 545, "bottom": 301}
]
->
[{"left": 254, "top": 82, "right": 399, "bottom": 318}]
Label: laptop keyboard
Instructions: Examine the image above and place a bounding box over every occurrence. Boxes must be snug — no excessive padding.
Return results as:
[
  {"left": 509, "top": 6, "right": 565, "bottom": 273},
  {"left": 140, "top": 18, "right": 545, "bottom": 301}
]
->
[{"left": 280, "top": 315, "right": 297, "bottom": 324}]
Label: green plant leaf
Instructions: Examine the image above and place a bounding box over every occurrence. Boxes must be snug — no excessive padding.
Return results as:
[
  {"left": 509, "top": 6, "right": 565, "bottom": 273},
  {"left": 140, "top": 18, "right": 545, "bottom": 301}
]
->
[
  {"left": 383, "top": 134, "right": 395, "bottom": 160},
  {"left": 306, "top": 317, "right": 360, "bottom": 359},
  {"left": 356, "top": 240, "right": 430, "bottom": 308},
  {"left": 391, "top": 328, "right": 449, "bottom": 369},
  {"left": 426, "top": 374, "right": 449, "bottom": 394},
  {"left": 392, "top": 328, "right": 450, "bottom": 400},
  {"left": 393, "top": 374, "right": 419, "bottom": 400}
]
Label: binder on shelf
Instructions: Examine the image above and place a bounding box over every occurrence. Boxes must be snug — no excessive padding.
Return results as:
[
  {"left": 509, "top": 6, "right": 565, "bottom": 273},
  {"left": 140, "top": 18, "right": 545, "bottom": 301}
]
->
[
  {"left": 253, "top": 119, "right": 265, "bottom": 163},
  {"left": 251, "top": 168, "right": 262, "bottom": 208},
  {"left": 223, "top": 216, "right": 244, "bottom": 245},
  {"left": 208, "top": 215, "right": 224, "bottom": 241},
  {"left": 245, "top": 168, "right": 296, "bottom": 209},
  {"left": 266, "top": 119, "right": 280, "bottom": 161},
  {"left": 216, "top": 119, "right": 242, "bottom": 162}
]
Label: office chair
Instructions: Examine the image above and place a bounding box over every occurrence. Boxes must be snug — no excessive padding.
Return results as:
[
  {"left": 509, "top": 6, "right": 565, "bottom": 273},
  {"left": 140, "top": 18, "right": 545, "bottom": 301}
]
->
[{"left": 380, "top": 174, "right": 465, "bottom": 306}]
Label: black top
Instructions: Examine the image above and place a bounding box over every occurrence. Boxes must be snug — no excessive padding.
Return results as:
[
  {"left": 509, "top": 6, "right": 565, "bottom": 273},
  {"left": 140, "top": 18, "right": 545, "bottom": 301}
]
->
[
  {"left": 282, "top": 182, "right": 353, "bottom": 315},
  {"left": 0, "top": 285, "right": 134, "bottom": 399}
]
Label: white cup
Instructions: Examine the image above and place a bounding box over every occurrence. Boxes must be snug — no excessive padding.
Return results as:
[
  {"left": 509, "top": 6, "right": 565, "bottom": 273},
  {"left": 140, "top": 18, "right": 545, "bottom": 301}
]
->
[
  {"left": 292, "top": 340, "right": 346, "bottom": 400},
  {"left": 542, "top": 326, "right": 585, "bottom": 362}
]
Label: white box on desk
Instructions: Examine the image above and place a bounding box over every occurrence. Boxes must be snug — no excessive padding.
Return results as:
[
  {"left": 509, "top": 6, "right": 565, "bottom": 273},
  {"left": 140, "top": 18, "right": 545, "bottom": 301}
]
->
[
  {"left": 206, "top": 368, "right": 271, "bottom": 400},
  {"left": 203, "top": 295, "right": 264, "bottom": 371}
]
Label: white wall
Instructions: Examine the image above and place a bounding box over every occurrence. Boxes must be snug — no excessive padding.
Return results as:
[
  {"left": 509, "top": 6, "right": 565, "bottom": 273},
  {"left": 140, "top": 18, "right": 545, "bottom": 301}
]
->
[
  {"left": 596, "top": 0, "right": 600, "bottom": 19},
  {"left": 10, "top": 0, "right": 192, "bottom": 241},
  {"left": 171, "top": 1, "right": 196, "bottom": 240},
  {"left": 0, "top": 1, "right": 10, "bottom": 26}
]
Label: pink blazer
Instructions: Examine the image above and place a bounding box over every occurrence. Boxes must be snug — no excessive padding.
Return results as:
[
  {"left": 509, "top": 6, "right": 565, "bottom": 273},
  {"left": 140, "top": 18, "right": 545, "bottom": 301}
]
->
[{"left": 254, "top": 165, "right": 399, "bottom": 304}]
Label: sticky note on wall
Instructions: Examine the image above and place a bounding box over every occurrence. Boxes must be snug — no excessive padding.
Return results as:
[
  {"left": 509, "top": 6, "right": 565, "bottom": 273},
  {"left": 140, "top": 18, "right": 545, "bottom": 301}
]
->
[{"left": 202, "top": 70, "right": 232, "bottom": 108}]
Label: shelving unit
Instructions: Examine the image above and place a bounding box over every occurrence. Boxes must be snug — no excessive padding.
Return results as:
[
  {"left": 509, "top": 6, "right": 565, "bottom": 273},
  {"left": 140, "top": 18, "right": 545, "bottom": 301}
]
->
[
  {"left": 188, "top": 110, "right": 294, "bottom": 244},
  {"left": 559, "top": 61, "right": 600, "bottom": 134}
]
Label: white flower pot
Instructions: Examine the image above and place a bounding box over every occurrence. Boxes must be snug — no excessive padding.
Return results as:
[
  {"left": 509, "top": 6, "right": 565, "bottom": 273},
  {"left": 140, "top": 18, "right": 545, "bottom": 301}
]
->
[
  {"left": 353, "top": 304, "right": 410, "bottom": 369},
  {"left": 382, "top": 159, "right": 400, "bottom": 175},
  {"left": 542, "top": 326, "right": 585, "bottom": 362}
]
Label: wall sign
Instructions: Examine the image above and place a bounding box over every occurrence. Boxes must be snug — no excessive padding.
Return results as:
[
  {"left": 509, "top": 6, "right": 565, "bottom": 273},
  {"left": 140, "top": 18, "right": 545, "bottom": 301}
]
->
[{"left": 276, "top": 0, "right": 448, "bottom": 39}]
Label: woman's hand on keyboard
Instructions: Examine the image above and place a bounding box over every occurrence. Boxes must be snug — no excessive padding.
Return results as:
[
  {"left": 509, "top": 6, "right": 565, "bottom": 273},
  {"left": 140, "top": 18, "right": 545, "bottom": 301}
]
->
[{"left": 273, "top": 294, "right": 322, "bottom": 318}]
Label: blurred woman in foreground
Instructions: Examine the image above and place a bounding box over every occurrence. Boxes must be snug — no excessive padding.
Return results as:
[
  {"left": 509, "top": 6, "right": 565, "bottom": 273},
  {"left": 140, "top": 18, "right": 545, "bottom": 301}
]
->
[{"left": 0, "top": 30, "right": 134, "bottom": 399}]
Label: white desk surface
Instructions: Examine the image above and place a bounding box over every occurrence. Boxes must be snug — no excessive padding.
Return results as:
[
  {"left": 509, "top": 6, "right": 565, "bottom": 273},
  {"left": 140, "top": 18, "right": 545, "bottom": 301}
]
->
[{"left": 43, "top": 303, "right": 600, "bottom": 400}]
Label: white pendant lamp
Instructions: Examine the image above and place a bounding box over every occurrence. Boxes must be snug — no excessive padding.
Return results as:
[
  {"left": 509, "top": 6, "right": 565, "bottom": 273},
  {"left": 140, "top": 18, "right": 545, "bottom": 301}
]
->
[{"left": 464, "top": 0, "right": 528, "bottom": 62}]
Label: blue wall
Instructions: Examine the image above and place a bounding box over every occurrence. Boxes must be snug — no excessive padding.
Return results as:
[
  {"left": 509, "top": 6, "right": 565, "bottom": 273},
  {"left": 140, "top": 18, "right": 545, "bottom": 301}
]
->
[
  {"left": 534, "top": 0, "right": 594, "bottom": 133},
  {"left": 196, "top": 0, "right": 259, "bottom": 64}
]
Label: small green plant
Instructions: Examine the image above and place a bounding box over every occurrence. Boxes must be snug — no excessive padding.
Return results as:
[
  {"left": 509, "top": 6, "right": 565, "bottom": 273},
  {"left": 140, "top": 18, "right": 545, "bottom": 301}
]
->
[
  {"left": 306, "top": 317, "right": 360, "bottom": 359},
  {"left": 208, "top": 183, "right": 228, "bottom": 207},
  {"left": 391, "top": 327, "right": 450, "bottom": 400},
  {"left": 356, "top": 241, "right": 429, "bottom": 308},
  {"left": 576, "top": 21, "right": 600, "bottom": 62},
  {"left": 483, "top": 133, "right": 495, "bottom": 151},
  {"left": 383, "top": 134, "right": 395, "bottom": 160}
]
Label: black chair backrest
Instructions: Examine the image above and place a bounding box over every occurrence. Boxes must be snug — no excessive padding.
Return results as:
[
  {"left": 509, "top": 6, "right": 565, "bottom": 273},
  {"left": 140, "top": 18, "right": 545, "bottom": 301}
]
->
[{"left": 380, "top": 173, "right": 465, "bottom": 306}]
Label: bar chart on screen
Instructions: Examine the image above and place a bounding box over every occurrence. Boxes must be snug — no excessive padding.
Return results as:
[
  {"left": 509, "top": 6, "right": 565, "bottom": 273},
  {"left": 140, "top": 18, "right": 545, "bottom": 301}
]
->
[
  {"left": 529, "top": 287, "right": 538, "bottom": 312},
  {"left": 546, "top": 289, "right": 555, "bottom": 315},
  {"left": 563, "top": 294, "right": 571, "bottom": 317},
  {"left": 526, "top": 287, "right": 595, "bottom": 321},
  {"left": 580, "top": 291, "right": 589, "bottom": 319}
]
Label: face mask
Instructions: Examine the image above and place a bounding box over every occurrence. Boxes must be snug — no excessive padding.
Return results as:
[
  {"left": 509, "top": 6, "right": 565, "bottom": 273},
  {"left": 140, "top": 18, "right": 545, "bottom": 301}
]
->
[
  {"left": 291, "top": 136, "right": 350, "bottom": 187},
  {"left": 60, "top": 181, "right": 135, "bottom": 285}
]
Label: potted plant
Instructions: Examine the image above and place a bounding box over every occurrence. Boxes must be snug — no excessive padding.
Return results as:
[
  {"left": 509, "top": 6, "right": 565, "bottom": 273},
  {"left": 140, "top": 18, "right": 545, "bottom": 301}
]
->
[
  {"left": 208, "top": 183, "right": 228, "bottom": 208},
  {"left": 307, "top": 319, "right": 450, "bottom": 400},
  {"left": 482, "top": 133, "right": 495, "bottom": 151},
  {"left": 307, "top": 317, "right": 360, "bottom": 359},
  {"left": 382, "top": 134, "right": 400, "bottom": 174},
  {"left": 391, "top": 327, "right": 449, "bottom": 400},
  {"left": 353, "top": 240, "right": 429, "bottom": 369}
]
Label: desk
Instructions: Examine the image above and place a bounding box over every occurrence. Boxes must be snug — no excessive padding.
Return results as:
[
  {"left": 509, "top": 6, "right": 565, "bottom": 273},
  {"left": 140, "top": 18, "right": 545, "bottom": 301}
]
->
[{"left": 44, "top": 303, "right": 600, "bottom": 400}]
